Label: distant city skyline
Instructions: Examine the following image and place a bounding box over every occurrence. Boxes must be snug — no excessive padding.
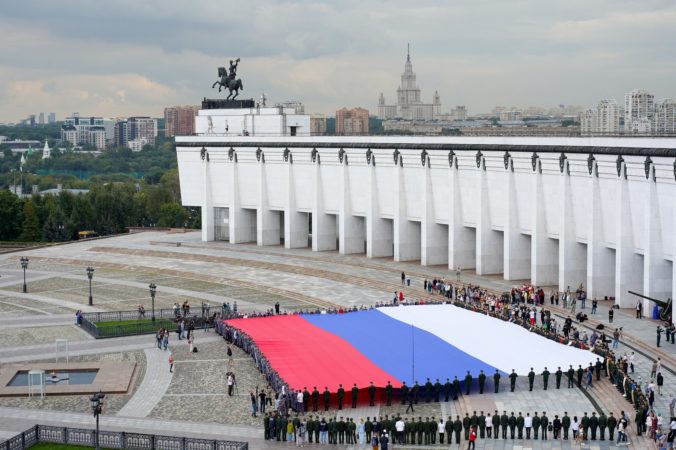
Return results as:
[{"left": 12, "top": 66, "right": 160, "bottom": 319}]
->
[{"left": 1, "top": 0, "right": 675, "bottom": 122}]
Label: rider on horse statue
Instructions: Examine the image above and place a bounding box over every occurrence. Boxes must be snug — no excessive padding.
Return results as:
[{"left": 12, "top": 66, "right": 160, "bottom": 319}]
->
[{"left": 226, "top": 58, "right": 240, "bottom": 85}]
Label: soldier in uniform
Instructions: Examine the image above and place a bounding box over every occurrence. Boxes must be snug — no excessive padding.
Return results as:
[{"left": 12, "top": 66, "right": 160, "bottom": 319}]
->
[
  {"left": 595, "top": 358, "right": 603, "bottom": 381},
  {"left": 400, "top": 381, "right": 408, "bottom": 405},
  {"left": 280, "top": 415, "right": 288, "bottom": 441},
  {"left": 323, "top": 386, "right": 330, "bottom": 411},
  {"left": 453, "top": 416, "right": 462, "bottom": 444},
  {"left": 433, "top": 378, "right": 441, "bottom": 402},
  {"left": 337, "top": 384, "right": 345, "bottom": 410},
  {"left": 263, "top": 413, "right": 269, "bottom": 440},
  {"left": 368, "top": 381, "right": 376, "bottom": 406},
  {"left": 516, "top": 412, "right": 524, "bottom": 439},
  {"left": 412, "top": 380, "right": 420, "bottom": 404},
  {"left": 470, "top": 411, "right": 479, "bottom": 437},
  {"left": 580, "top": 412, "right": 589, "bottom": 440},
  {"left": 424, "top": 378, "right": 433, "bottom": 402},
  {"left": 509, "top": 369, "right": 518, "bottom": 392},
  {"left": 540, "top": 411, "right": 549, "bottom": 440},
  {"left": 532, "top": 412, "right": 540, "bottom": 439},
  {"left": 562, "top": 412, "right": 571, "bottom": 439},
  {"left": 463, "top": 413, "right": 471, "bottom": 440},
  {"left": 444, "top": 378, "right": 451, "bottom": 402},
  {"left": 542, "top": 367, "right": 550, "bottom": 390},
  {"left": 478, "top": 370, "right": 486, "bottom": 394},
  {"left": 576, "top": 365, "right": 583, "bottom": 388},
  {"left": 385, "top": 380, "right": 392, "bottom": 406},
  {"left": 589, "top": 412, "right": 598, "bottom": 440},
  {"left": 429, "top": 417, "right": 437, "bottom": 445},
  {"left": 328, "top": 417, "right": 336, "bottom": 444},
  {"left": 528, "top": 368, "right": 535, "bottom": 391},
  {"left": 494, "top": 370, "right": 501, "bottom": 393},
  {"left": 555, "top": 367, "right": 563, "bottom": 389},
  {"left": 508, "top": 412, "right": 517, "bottom": 439},
  {"left": 478, "top": 411, "right": 486, "bottom": 438},
  {"left": 365, "top": 417, "right": 373, "bottom": 443},
  {"left": 311, "top": 386, "right": 319, "bottom": 412},
  {"left": 607, "top": 412, "right": 617, "bottom": 441},
  {"left": 452, "top": 376, "right": 460, "bottom": 400},
  {"left": 338, "top": 416, "right": 346, "bottom": 444},
  {"left": 464, "top": 371, "right": 473, "bottom": 395},
  {"left": 444, "top": 417, "right": 453, "bottom": 444},
  {"left": 492, "top": 410, "right": 500, "bottom": 439},
  {"left": 500, "top": 411, "right": 509, "bottom": 439},
  {"left": 417, "top": 417, "right": 424, "bottom": 445},
  {"left": 404, "top": 418, "right": 412, "bottom": 444},
  {"left": 423, "top": 417, "right": 431, "bottom": 445},
  {"left": 598, "top": 411, "right": 607, "bottom": 441},
  {"left": 305, "top": 416, "right": 312, "bottom": 443},
  {"left": 351, "top": 383, "right": 359, "bottom": 408},
  {"left": 348, "top": 418, "right": 356, "bottom": 444},
  {"left": 303, "top": 387, "right": 310, "bottom": 412},
  {"left": 567, "top": 365, "right": 575, "bottom": 388}
]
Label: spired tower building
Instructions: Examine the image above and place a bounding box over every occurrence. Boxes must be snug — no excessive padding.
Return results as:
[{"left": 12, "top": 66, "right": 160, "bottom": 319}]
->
[{"left": 378, "top": 44, "right": 441, "bottom": 121}]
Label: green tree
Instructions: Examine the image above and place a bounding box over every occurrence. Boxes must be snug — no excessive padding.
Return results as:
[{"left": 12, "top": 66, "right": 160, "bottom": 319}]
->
[
  {"left": 19, "top": 201, "right": 41, "bottom": 241},
  {"left": 0, "top": 190, "right": 22, "bottom": 240},
  {"left": 157, "top": 202, "right": 188, "bottom": 227}
]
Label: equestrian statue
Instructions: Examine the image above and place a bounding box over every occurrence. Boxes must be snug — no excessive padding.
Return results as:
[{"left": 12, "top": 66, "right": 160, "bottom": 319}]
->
[{"left": 212, "top": 58, "right": 244, "bottom": 100}]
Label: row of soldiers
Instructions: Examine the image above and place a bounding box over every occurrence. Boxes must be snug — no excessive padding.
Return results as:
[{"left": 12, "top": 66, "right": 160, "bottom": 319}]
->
[
  {"left": 290, "top": 358, "right": 609, "bottom": 416},
  {"left": 263, "top": 410, "right": 627, "bottom": 445}
]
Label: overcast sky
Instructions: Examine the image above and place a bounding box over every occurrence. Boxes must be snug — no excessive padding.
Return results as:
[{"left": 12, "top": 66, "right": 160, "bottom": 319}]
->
[{"left": 2, "top": 0, "right": 675, "bottom": 122}]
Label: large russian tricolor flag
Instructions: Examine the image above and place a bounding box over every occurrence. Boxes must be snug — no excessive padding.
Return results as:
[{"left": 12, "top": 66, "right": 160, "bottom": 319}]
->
[{"left": 225, "top": 304, "right": 597, "bottom": 392}]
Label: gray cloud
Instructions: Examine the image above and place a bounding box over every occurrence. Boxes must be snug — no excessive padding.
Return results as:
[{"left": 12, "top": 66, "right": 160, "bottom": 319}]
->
[{"left": 1, "top": 0, "right": 675, "bottom": 122}]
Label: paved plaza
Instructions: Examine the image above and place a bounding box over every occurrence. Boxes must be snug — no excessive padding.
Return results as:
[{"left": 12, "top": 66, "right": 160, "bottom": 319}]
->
[{"left": 0, "top": 230, "right": 671, "bottom": 449}]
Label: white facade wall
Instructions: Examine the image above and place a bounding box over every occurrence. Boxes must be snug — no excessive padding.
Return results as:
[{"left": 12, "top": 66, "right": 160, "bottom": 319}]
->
[{"left": 177, "top": 135, "right": 676, "bottom": 314}]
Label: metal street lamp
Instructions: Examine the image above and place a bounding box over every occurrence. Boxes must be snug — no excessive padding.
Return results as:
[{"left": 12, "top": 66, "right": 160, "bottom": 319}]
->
[
  {"left": 149, "top": 283, "right": 157, "bottom": 322},
  {"left": 86, "top": 266, "right": 95, "bottom": 306},
  {"left": 20, "top": 257, "right": 29, "bottom": 293},
  {"left": 89, "top": 390, "right": 105, "bottom": 450}
]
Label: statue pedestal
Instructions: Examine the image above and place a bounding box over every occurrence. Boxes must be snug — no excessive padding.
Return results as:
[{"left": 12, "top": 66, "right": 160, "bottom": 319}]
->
[{"left": 202, "top": 98, "right": 255, "bottom": 110}]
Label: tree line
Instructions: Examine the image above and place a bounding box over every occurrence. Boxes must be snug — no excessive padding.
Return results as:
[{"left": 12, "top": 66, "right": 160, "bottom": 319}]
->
[{"left": 0, "top": 137, "right": 199, "bottom": 242}]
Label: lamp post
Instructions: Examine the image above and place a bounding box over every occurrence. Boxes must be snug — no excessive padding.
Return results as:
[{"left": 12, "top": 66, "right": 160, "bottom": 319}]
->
[
  {"left": 149, "top": 283, "right": 156, "bottom": 322},
  {"left": 90, "top": 390, "right": 105, "bottom": 450},
  {"left": 20, "top": 257, "right": 29, "bottom": 293},
  {"left": 86, "top": 266, "right": 95, "bottom": 306}
]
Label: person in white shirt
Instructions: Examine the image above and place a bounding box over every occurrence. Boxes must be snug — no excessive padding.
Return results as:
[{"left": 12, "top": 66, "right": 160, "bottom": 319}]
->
[
  {"left": 296, "top": 391, "right": 304, "bottom": 413},
  {"left": 524, "top": 413, "right": 533, "bottom": 439},
  {"left": 571, "top": 417, "right": 580, "bottom": 439},
  {"left": 616, "top": 419, "right": 627, "bottom": 444},
  {"left": 629, "top": 352, "right": 636, "bottom": 373},
  {"left": 437, "top": 419, "right": 445, "bottom": 444},
  {"left": 485, "top": 413, "right": 493, "bottom": 438},
  {"left": 395, "top": 418, "right": 405, "bottom": 444}
]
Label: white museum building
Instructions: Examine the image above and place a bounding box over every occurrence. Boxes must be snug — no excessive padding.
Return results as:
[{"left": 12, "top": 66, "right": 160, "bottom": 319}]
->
[{"left": 176, "top": 104, "right": 676, "bottom": 314}]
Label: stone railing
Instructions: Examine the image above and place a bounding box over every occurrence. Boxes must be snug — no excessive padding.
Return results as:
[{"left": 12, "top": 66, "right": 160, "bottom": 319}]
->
[{"left": 2, "top": 425, "right": 248, "bottom": 450}]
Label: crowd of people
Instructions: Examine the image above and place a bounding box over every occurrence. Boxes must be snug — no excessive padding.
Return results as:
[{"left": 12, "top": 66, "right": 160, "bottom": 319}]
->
[
  {"left": 259, "top": 408, "right": 661, "bottom": 447},
  {"left": 213, "top": 274, "right": 675, "bottom": 447}
]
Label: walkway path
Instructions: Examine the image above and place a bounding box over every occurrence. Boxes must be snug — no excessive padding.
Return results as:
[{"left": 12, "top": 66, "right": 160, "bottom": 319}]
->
[
  {"left": 117, "top": 348, "right": 173, "bottom": 417},
  {"left": 0, "top": 333, "right": 222, "bottom": 364},
  {"left": 0, "top": 289, "right": 103, "bottom": 313}
]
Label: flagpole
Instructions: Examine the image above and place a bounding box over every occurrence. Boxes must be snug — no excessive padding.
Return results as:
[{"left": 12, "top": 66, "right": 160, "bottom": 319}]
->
[{"left": 411, "top": 322, "right": 415, "bottom": 384}]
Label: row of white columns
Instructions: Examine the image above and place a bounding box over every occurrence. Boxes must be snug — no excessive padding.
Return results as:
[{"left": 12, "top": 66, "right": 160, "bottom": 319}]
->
[{"left": 200, "top": 152, "right": 674, "bottom": 309}]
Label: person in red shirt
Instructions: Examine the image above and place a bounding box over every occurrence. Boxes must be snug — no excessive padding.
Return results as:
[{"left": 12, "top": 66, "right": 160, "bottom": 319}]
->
[
  {"left": 399, "top": 291, "right": 404, "bottom": 302},
  {"left": 467, "top": 426, "right": 476, "bottom": 450}
]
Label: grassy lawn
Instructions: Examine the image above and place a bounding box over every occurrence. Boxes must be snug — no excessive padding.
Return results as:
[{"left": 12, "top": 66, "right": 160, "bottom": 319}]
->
[
  {"left": 93, "top": 318, "right": 177, "bottom": 338},
  {"left": 30, "top": 443, "right": 93, "bottom": 450},
  {"left": 94, "top": 318, "right": 176, "bottom": 328}
]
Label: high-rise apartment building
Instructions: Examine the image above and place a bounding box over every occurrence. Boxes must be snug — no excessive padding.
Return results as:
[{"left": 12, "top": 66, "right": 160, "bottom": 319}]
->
[
  {"left": 653, "top": 99, "right": 676, "bottom": 135},
  {"left": 61, "top": 116, "right": 107, "bottom": 149},
  {"left": 580, "top": 99, "right": 620, "bottom": 136},
  {"left": 164, "top": 105, "right": 200, "bottom": 137},
  {"left": 310, "top": 114, "right": 327, "bottom": 136},
  {"left": 624, "top": 89, "right": 654, "bottom": 134},
  {"left": 38, "top": 113, "right": 45, "bottom": 124},
  {"left": 128, "top": 117, "right": 157, "bottom": 142},
  {"left": 114, "top": 120, "right": 129, "bottom": 148},
  {"left": 48, "top": 112, "right": 56, "bottom": 124},
  {"left": 336, "top": 108, "right": 369, "bottom": 135}
]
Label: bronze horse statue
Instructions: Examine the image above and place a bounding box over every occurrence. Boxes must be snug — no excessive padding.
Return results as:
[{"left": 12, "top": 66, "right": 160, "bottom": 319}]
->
[{"left": 212, "top": 67, "right": 244, "bottom": 100}]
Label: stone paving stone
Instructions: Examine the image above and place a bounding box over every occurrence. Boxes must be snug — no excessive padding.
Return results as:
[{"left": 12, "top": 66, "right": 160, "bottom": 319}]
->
[
  {"left": 0, "top": 325, "right": 88, "bottom": 348},
  {"left": 117, "top": 348, "right": 172, "bottom": 417}
]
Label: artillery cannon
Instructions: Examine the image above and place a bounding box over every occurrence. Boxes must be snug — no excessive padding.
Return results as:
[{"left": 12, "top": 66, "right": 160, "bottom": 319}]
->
[{"left": 628, "top": 291, "right": 672, "bottom": 322}]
